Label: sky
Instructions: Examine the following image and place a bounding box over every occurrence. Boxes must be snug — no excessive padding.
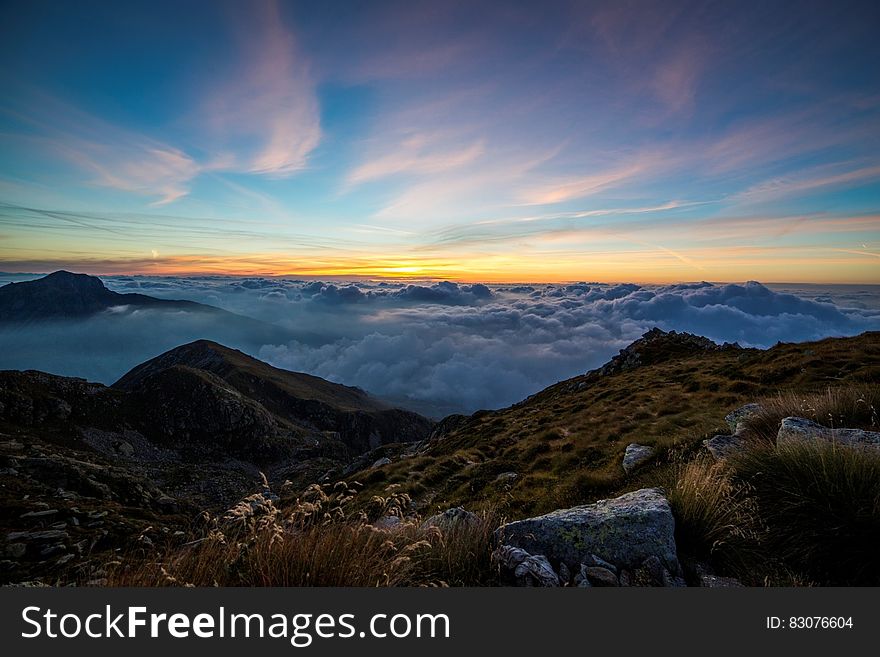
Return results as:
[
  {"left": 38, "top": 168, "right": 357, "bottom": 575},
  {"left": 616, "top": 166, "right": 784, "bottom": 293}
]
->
[{"left": 1, "top": 0, "right": 879, "bottom": 283}]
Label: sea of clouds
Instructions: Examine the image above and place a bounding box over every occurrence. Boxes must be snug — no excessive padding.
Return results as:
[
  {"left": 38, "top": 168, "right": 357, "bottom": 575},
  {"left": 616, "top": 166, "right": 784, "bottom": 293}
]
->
[{"left": 1, "top": 272, "right": 878, "bottom": 416}]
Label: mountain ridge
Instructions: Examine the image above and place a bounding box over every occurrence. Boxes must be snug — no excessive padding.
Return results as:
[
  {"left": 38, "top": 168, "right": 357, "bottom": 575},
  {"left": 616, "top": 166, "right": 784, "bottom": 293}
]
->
[{"left": 1, "top": 328, "right": 878, "bottom": 585}]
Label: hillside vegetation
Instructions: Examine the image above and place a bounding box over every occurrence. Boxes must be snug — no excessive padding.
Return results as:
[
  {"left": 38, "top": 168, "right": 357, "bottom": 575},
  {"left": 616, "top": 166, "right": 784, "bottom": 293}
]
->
[{"left": 345, "top": 331, "right": 879, "bottom": 518}]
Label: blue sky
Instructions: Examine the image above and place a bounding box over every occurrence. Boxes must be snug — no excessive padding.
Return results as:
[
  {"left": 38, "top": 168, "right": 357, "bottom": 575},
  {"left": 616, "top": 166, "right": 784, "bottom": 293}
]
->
[{"left": 1, "top": 0, "right": 879, "bottom": 282}]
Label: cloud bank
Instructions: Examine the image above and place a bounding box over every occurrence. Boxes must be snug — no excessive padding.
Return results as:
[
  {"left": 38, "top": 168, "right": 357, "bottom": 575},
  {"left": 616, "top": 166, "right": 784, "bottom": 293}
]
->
[
  {"left": 88, "top": 277, "right": 880, "bottom": 415},
  {"left": 2, "top": 273, "right": 877, "bottom": 416}
]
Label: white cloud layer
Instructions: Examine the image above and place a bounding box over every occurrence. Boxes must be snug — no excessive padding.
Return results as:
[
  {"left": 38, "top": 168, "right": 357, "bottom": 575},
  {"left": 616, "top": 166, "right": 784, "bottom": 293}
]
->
[
  {"left": 2, "top": 274, "right": 877, "bottom": 417},
  {"left": 115, "top": 277, "right": 880, "bottom": 415}
]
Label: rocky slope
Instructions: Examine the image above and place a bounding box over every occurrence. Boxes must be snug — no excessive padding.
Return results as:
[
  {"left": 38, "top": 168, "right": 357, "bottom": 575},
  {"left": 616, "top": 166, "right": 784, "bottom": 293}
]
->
[
  {"left": 0, "top": 342, "right": 433, "bottom": 583},
  {"left": 1, "top": 328, "right": 877, "bottom": 586}
]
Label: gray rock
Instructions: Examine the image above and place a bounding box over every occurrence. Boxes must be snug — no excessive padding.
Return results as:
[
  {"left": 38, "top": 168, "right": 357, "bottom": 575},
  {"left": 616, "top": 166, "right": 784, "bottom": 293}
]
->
[
  {"left": 39, "top": 543, "right": 66, "bottom": 557},
  {"left": 6, "top": 530, "right": 68, "bottom": 542},
  {"left": 493, "top": 545, "right": 560, "bottom": 587},
  {"left": 636, "top": 555, "right": 666, "bottom": 586},
  {"left": 494, "top": 471, "right": 518, "bottom": 483},
  {"left": 633, "top": 555, "right": 687, "bottom": 587},
  {"left": 422, "top": 506, "right": 479, "bottom": 530},
  {"left": 699, "top": 574, "right": 744, "bottom": 587},
  {"left": 703, "top": 434, "right": 745, "bottom": 460},
  {"left": 113, "top": 440, "right": 135, "bottom": 457},
  {"left": 589, "top": 554, "right": 618, "bottom": 574},
  {"left": 5, "top": 543, "right": 26, "bottom": 558},
  {"left": 622, "top": 443, "right": 655, "bottom": 474},
  {"left": 374, "top": 515, "right": 402, "bottom": 530},
  {"left": 371, "top": 456, "right": 392, "bottom": 468},
  {"left": 725, "top": 403, "right": 762, "bottom": 434},
  {"left": 777, "top": 417, "right": 880, "bottom": 450},
  {"left": 573, "top": 563, "right": 590, "bottom": 587},
  {"left": 20, "top": 509, "right": 59, "bottom": 518},
  {"left": 155, "top": 495, "right": 178, "bottom": 513},
  {"left": 584, "top": 566, "right": 619, "bottom": 587},
  {"left": 557, "top": 561, "right": 572, "bottom": 586},
  {"left": 495, "top": 488, "right": 681, "bottom": 576}
]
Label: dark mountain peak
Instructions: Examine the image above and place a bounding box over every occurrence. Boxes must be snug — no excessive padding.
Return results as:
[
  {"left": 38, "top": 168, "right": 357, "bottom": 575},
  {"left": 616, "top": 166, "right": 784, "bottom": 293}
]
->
[
  {"left": 598, "top": 328, "right": 742, "bottom": 376},
  {"left": 0, "top": 270, "right": 118, "bottom": 321},
  {"left": 5, "top": 269, "right": 110, "bottom": 293},
  {"left": 0, "top": 273, "right": 285, "bottom": 339},
  {"left": 113, "top": 339, "right": 434, "bottom": 453},
  {"left": 39, "top": 269, "right": 106, "bottom": 287},
  {"left": 113, "top": 340, "right": 246, "bottom": 390}
]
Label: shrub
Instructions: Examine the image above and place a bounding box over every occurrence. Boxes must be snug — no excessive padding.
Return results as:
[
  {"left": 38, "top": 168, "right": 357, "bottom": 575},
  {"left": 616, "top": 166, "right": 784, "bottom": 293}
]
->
[{"left": 731, "top": 441, "right": 880, "bottom": 585}]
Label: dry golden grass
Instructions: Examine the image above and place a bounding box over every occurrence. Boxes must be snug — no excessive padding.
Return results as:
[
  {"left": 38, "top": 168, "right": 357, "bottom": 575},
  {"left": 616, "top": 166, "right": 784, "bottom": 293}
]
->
[
  {"left": 104, "top": 482, "right": 500, "bottom": 587},
  {"left": 665, "top": 457, "right": 762, "bottom": 581}
]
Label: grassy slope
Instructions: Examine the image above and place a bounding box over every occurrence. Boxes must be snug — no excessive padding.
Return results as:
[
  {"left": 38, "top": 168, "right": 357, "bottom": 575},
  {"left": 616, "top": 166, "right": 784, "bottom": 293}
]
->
[{"left": 350, "top": 332, "right": 880, "bottom": 518}]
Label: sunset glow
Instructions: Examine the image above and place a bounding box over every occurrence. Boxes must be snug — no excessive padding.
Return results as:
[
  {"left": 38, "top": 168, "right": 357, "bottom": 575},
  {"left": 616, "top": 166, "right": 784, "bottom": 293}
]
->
[{"left": 1, "top": 0, "right": 879, "bottom": 283}]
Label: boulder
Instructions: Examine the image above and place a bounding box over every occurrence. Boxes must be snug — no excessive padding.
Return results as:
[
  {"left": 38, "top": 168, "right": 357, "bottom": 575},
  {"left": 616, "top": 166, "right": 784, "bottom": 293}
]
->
[
  {"left": 584, "top": 565, "right": 619, "bottom": 587},
  {"left": 557, "top": 561, "right": 572, "bottom": 586},
  {"left": 374, "top": 515, "right": 402, "bottom": 530},
  {"left": 725, "top": 403, "right": 762, "bottom": 434},
  {"left": 622, "top": 443, "right": 654, "bottom": 473},
  {"left": 493, "top": 545, "right": 560, "bottom": 587},
  {"left": 422, "top": 506, "right": 479, "bottom": 530},
  {"left": 777, "top": 417, "right": 880, "bottom": 450},
  {"left": 632, "top": 555, "right": 686, "bottom": 587},
  {"left": 703, "top": 434, "right": 745, "bottom": 460},
  {"left": 371, "top": 457, "right": 392, "bottom": 468},
  {"left": 495, "top": 488, "right": 681, "bottom": 576}
]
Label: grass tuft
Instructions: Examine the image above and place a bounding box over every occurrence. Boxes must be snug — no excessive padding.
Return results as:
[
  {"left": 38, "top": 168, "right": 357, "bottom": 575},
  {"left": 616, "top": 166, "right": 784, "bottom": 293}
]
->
[{"left": 730, "top": 440, "right": 880, "bottom": 585}]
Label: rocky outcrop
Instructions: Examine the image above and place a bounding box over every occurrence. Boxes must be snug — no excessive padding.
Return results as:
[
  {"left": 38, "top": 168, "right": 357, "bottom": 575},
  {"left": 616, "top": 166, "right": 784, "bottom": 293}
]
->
[
  {"left": 598, "top": 328, "right": 739, "bottom": 376},
  {"left": 495, "top": 488, "right": 681, "bottom": 577},
  {"left": 777, "top": 417, "right": 880, "bottom": 450},
  {"left": 428, "top": 414, "right": 470, "bottom": 441},
  {"left": 622, "top": 443, "right": 654, "bottom": 473}
]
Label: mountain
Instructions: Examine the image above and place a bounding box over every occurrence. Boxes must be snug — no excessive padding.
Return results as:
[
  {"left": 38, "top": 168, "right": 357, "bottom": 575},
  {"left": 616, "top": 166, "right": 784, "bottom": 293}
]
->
[
  {"left": 0, "top": 271, "right": 299, "bottom": 384},
  {"left": 1, "top": 329, "right": 877, "bottom": 586},
  {"left": 0, "top": 270, "right": 211, "bottom": 322},
  {"left": 0, "top": 270, "right": 289, "bottom": 339},
  {"left": 113, "top": 339, "right": 433, "bottom": 454}
]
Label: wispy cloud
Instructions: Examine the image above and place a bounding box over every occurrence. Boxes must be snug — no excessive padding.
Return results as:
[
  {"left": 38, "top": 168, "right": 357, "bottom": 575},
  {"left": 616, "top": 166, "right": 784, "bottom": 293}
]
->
[
  {"left": 518, "top": 152, "right": 666, "bottom": 205},
  {"left": 736, "top": 162, "right": 880, "bottom": 202},
  {"left": 0, "top": 100, "right": 200, "bottom": 205},
  {"left": 0, "top": 0, "right": 321, "bottom": 206},
  {"left": 200, "top": 0, "right": 321, "bottom": 176},
  {"left": 346, "top": 133, "right": 485, "bottom": 187}
]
